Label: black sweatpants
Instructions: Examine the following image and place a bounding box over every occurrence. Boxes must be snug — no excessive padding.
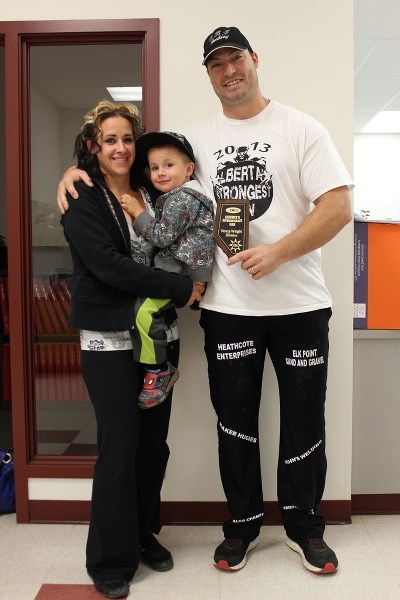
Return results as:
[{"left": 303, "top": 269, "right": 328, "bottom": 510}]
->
[
  {"left": 82, "top": 339, "right": 179, "bottom": 583},
  {"left": 200, "top": 308, "right": 331, "bottom": 543}
]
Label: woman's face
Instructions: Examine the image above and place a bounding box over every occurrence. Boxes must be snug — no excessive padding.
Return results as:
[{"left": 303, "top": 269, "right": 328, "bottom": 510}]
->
[{"left": 96, "top": 115, "right": 136, "bottom": 179}]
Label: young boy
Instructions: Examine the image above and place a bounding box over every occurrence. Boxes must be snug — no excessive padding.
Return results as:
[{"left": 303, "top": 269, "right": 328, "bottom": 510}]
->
[{"left": 120, "top": 131, "right": 214, "bottom": 409}]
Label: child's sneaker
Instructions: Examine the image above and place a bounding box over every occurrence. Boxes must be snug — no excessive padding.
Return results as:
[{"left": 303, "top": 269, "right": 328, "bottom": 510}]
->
[{"left": 138, "top": 362, "right": 179, "bottom": 409}]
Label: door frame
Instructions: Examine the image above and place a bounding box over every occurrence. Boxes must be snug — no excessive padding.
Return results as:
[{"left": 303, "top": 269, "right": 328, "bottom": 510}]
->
[{"left": 0, "top": 19, "right": 160, "bottom": 522}]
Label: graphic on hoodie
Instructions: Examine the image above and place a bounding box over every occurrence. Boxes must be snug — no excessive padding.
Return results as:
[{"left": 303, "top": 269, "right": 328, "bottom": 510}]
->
[{"left": 211, "top": 141, "right": 273, "bottom": 221}]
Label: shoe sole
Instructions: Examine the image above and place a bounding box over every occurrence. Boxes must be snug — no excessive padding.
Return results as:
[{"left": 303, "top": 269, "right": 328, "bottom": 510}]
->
[
  {"left": 141, "top": 556, "right": 174, "bottom": 572},
  {"left": 214, "top": 537, "right": 260, "bottom": 572},
  {"left": 93, "top": 583, "right": 130, "bottom": 598},
  {"left": 286, "top": 538, "right": 338, "bottom": 574}
]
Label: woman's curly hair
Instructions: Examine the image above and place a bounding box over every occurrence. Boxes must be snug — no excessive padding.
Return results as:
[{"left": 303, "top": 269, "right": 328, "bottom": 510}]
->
[{"left": 73, "top": 99, "right": 144, "bottom": 180}]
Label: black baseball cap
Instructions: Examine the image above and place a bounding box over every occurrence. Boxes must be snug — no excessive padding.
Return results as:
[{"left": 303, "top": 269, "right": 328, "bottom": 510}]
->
[
  {"left": 135, "top": 131, "right": 196, "bottom": 164},
  {"left": 202, "top": 26, "right": 253, "bottom": 65}
]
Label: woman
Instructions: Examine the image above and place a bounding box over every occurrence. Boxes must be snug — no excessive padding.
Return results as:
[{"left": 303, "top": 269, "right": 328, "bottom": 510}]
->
[{"left": 61, "top": 100, "right": 202, "bottom": 599}]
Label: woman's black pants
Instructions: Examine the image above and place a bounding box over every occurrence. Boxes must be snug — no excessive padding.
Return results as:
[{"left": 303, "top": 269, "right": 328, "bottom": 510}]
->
[{"left": 82, "top": 339, "right": 179, "bottom": 583}]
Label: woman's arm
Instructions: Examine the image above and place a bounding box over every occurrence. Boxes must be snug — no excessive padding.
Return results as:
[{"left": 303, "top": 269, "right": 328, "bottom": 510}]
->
[{"left": 62, "top": 183, "right": 199, "bottom": 306}]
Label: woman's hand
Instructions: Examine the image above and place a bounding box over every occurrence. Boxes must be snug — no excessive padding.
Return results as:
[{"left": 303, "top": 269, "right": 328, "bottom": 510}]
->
[
  {"left": 57, "top": 167, "right": 93, "bottom": 214},
  {"left": 186, "top": 281, "right": 206, "bottom": 306}
]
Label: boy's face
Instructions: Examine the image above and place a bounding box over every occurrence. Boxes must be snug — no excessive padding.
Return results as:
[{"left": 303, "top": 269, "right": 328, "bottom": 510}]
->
[{"left": 148, "top": 145, "right": 194, "bottom": 194}]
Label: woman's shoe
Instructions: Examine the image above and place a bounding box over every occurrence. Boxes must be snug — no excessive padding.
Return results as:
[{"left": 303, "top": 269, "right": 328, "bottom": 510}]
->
[
  {"left": 139, "top": 533, "right": 174, "bottom": 571},
  {"left": 93, "top": 579, "right": 130, "bottom": 598}
]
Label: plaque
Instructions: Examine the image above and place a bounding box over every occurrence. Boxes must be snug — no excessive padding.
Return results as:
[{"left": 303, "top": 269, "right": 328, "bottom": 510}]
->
[{"left": 213, "top": 199, "right": 249, "bottom": 257}]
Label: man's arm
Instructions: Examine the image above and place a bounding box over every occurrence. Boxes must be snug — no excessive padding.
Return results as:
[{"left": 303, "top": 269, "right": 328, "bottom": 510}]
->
[
  {"left": 57, "top": 166, "right": 93, "bottom": 214},
  {"left": 228, "top": 186, "right": 352, "bottom": 279}
]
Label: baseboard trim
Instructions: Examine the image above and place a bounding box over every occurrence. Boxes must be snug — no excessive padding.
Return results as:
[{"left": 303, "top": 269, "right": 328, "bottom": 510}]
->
[
  {"left": 351, "top": 494, "right": 400, "bottom": 514},
  {"left": 29, "top": 500, "right": 91, "bottom": 524},
  {"left": 29, "top": 499, "right": 352, "bottom": 524},
  {"left": 28, "top": 496, "right": 400, "bottom": 524}
]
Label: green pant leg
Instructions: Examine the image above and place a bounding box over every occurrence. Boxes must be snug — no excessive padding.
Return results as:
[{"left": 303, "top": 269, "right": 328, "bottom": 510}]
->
[{"left": 133, "top": 297, "right": 175, "bottom": 364}]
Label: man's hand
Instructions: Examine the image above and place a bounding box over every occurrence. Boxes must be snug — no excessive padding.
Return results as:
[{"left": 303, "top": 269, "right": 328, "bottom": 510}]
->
[
  {"left": 227, "top": 186, "right": 352, "bottom": 280},
  {"left": 186, "top": 281, "right": 206, "bottom": 306},
  {"left": 57, "top": 167, "right": 93, "bottom": 214},
  {"left": 227, "top": 245, "right": 282, "bottom": 280}
]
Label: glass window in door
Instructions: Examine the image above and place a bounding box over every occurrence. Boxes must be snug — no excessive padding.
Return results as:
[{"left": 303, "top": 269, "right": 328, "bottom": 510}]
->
[{"left": 30, "top": 43, "right": 141, "bottom": 456}]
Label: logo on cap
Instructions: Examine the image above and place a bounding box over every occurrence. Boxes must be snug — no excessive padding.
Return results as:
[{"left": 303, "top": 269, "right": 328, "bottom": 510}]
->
[{"left": 208, "top": 28, "right": 232, "bottom": 47}]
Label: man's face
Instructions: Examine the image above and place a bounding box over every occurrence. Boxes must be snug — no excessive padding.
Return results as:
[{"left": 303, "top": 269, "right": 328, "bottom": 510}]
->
[{"left": 206, "top": 48, "right": 259, "bottom": 107}]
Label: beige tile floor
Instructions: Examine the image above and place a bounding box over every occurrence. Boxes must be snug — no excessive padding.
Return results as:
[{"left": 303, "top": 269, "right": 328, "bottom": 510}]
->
[{"left": 0, "top": 514, "right": 399, "bottom": 600}]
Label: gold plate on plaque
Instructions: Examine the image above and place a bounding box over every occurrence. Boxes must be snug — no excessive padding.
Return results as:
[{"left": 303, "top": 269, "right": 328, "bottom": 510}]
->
[{"left": 213, "top": 199, "right": 249, "bottom": 257}]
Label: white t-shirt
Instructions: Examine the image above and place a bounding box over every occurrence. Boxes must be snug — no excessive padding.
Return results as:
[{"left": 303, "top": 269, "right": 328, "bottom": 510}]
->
[{"left": 183, "top": 100, "right": 354, "bottom": 316}]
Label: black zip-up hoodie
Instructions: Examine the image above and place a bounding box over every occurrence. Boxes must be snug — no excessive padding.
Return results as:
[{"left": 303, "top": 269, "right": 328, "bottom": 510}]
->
[{"left": 61, "top": 179, "right": 193, "bottom": 332}]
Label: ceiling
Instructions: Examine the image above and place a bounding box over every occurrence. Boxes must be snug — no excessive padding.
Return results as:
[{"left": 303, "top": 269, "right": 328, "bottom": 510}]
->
[
  {"left": 354, "top": 0, "right": 400, "bottom": 132},
  {"left": 30, "top": 44, "right": 142, "bottom": 111},
  {"left": 28, "top": 3, "right": 398, "bottom": 133}
]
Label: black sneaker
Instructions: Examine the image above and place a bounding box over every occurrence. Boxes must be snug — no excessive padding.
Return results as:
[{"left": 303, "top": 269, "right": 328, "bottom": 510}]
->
[
  {"left": 139, "top": 533, "right": 174, "bottom": 571},
  {"left": 93, "top": 579, "right": 129, "bottom": 598},
  {"left": 286, "top": 536, "right": 338, "bottom": 574},
  {"left": 213, "top": 537, "right": 259, "bottom": 571}
]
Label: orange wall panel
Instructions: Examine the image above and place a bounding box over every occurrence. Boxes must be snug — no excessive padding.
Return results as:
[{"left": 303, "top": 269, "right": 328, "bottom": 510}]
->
[{"left": 367, "top": 223, "right": 400, "bottom": 329}]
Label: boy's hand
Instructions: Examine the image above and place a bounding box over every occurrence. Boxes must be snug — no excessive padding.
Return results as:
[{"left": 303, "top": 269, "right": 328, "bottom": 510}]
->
[{"left": 120, "top": 194, "right": 145, "bottom": 219}]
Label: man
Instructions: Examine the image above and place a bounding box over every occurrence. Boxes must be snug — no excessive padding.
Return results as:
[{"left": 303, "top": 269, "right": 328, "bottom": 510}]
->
[
  {"left": 182, "top": 26, "right": 353, "bottom": 575},
  {"left": 57, "top": 25, "right": 353, "bottom": 576}
]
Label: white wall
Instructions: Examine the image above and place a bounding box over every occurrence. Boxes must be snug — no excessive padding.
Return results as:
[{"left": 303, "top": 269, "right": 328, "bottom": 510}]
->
[
  {"left": 30, "top": 83, "right": 61, "bottom": 208},
  {"left": 354, "top": 133, "right": 400, "bottom": 220},
  {"left": 60, "top": 108, "right": 88, "bottom": 173},
  {"left": 2, "top": 0, "right": 355, "bottom": 505},
  {"left": 353, "top": 333, "right": 400, "bottom": 494},
  {"left": 353, "top": 134, "right": 400, "bottom": 496}
]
